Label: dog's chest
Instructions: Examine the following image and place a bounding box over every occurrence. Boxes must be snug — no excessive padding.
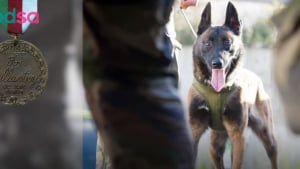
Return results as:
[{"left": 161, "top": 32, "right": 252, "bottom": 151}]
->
[
  {"left": 193, "top": 80, "right": 234, "bottom": 130},
  {"left": 192, "top": 69, "right": 259, "bottom": 130}
]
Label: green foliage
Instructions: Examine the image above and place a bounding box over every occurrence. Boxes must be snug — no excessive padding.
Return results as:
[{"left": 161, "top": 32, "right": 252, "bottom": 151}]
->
[
  {"left": 242, "top": 19, "right": 277, "bottom": 48},
  {"left": 175, "top": 12, "right": 277, "bottom": 48},
  {"left": 198, "top": 163, "right": 211, "bottom": 169},
  {"left": 176, "top": 28, "right": 196, "bottom": 46},
  {"left": 280, "top": 154, "right": 291, "bottom": 169},
  {"left": 176, "top": 18, "right": 277, "bottom": 48}
]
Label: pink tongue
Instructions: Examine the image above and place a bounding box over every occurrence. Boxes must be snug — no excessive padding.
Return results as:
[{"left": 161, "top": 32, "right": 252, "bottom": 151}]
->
[{"left": 211, "top": 69, "right": 226, "bottom": 92}]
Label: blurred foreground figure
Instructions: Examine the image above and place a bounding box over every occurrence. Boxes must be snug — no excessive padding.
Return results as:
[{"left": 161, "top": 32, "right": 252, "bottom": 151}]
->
[
  {"left": 83, "top": 1, "right": 194, "bottom": 169},
  {"left": 273, "top": 0, "right": 300, "bottom": 134}
]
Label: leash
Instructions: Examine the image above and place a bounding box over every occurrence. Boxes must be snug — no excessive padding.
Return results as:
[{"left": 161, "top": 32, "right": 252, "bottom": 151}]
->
[{"left": 179, "top": 8, "right": 197, "bottom": 38}]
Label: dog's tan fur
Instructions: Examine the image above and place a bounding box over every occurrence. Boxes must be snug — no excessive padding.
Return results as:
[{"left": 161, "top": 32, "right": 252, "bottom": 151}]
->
[{"left": 187, "top": 2, "right": 278, "bottom": 169}]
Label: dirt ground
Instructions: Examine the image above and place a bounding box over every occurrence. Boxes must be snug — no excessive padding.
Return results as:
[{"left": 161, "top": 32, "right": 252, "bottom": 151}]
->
[{"left": 178, "top": 46, "right": 300, "bottom": 169}]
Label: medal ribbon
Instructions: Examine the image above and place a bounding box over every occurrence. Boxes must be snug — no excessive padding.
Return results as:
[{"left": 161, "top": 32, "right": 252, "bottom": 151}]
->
[{"left": 0, "top": 0, "right": 38, "bottom": 34}]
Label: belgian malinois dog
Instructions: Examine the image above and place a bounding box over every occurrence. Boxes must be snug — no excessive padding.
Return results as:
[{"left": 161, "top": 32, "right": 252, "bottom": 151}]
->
[{"left": 187, "top": 2, "right": 278, "bottom": 169}]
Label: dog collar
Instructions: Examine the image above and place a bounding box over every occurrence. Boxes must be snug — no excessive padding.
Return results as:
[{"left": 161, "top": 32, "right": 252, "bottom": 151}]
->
[{"left": 192, "top": 79, "right": 236, "bottom": 130}]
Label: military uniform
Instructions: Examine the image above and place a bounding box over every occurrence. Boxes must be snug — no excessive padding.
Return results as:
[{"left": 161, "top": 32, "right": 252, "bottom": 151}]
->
[{"left": 83, "top": 1, "right": 194, "bottom": 169}]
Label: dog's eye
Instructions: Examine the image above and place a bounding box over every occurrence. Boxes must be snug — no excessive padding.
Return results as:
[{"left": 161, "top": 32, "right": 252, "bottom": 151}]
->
[
  {"left": 223, "top": 39, "right": 232, "bottom": 50},
  {"left": 224, "top": 40, "right": 231, "bottom": 45}
]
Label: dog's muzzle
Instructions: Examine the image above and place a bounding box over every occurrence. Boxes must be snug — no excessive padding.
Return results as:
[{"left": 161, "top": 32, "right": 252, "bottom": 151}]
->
[
  {"left": 211, "top": 57, "right": 224, "bottom": 69},
  {"left": 211, "top": 57, "right": 226, "bottom": 92}
]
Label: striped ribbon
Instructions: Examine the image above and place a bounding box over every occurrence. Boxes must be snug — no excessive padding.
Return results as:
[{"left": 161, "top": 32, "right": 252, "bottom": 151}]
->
[{"left": 0, "top": 0, "right": 38, "bottom": 34}]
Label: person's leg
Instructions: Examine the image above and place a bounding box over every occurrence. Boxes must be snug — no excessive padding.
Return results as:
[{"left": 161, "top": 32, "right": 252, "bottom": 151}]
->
[{"left": 83, "top": 1, "right": 194, "bottom": 169}]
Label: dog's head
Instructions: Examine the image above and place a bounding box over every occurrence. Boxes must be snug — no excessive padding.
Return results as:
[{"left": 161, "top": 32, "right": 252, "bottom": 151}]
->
[{"left": 193, "top": 2, "right": 244, "bottom": 92}]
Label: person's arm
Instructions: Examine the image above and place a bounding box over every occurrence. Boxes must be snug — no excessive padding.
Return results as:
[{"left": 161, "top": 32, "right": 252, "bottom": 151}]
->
[{"left": 180, "top": 0, "right": 199, "bottom": 9}]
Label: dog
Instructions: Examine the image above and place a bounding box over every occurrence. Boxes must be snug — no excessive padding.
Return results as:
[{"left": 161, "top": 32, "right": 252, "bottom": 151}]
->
[{"left": 187, "top": 2, "right": 278, "bottom": 169}]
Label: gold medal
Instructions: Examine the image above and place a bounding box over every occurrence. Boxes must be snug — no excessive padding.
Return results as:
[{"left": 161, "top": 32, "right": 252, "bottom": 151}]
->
[{"left": 0, "top": 36, "right": 48, "bottom": 105}]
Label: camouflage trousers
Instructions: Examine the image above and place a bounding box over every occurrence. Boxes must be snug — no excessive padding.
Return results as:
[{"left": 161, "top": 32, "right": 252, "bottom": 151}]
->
[{"left": 84, "top": 1, "right": 194, "bottom": 169}]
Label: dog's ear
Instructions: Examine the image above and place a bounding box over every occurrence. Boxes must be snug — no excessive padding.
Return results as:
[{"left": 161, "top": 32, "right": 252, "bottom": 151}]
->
[
  {"left": 224, "top": 2, "right": 241, "bottom": 35},
  {"left": 197, "top": 2, "right": 211, "bottom": 35}
]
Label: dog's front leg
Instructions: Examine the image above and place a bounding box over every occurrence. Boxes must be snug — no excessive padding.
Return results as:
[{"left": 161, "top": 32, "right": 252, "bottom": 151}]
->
[
  {"left": 223, "top": 103, "right": 248, "bottom": 169},
  {"left": 210, "top": 130, "right": 228, "bottom": 169},
  {"left": 187, "top": 88, "right": 210, "bottom": 166},
  {"left": 226, "top": 129, "right": 246, "bottom": 169},
  {"left": 188, "top": 103, "right": 209, "bottom": 165}
]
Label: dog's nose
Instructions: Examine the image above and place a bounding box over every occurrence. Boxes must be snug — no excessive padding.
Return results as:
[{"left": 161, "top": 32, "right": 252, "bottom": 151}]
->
[{"left": 211, "top": 57, "right": 224, "bottom": 69}]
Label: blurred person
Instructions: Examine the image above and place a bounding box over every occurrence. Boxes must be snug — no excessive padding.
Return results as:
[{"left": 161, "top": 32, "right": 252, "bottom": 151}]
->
[
  {"left": 273, "top": 0, "right": 300, "bottom": 134},
  {"left": 167, "top": 0, "right": 199, "bottom": 87},
  {"left": 85, "top": 1, "right": 200, "bottom": 169},
  {"left": 83, "top": 1, "right": 195, "bottom": 169},
  {"left": 91, "top": 1, "right": 200, "bottom": 168}
]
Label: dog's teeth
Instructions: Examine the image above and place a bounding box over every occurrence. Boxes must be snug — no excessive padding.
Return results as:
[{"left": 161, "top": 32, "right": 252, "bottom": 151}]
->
[{"left": 198, "top": 105, "right": 209, "bottom": 111}]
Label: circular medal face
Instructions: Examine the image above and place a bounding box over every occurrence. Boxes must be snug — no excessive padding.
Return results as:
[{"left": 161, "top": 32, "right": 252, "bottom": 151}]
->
[{"left": 0, "top": 39, "right": 48, "bottom": 105}]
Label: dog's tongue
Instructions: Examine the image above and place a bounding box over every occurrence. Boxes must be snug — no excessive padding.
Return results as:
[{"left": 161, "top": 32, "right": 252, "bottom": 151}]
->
[{"left": 211, "top": 69, "right": 226, "bottom": 92}]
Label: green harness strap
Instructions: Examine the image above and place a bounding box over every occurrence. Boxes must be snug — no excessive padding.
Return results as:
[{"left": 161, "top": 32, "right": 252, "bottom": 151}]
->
[{"left": 192, "top": 79, "right": 236, "bottom": 131}]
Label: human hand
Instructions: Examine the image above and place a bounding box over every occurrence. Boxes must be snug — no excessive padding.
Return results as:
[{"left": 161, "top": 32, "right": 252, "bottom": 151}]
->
[{"left": 180, "top": 0, "right": 198, "bottom": 9}]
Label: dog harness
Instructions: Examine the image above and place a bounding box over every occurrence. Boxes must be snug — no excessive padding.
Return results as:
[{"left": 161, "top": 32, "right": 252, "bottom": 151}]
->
[{"left": 193, "top": 79, "right": 236, "bottom": 131}]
